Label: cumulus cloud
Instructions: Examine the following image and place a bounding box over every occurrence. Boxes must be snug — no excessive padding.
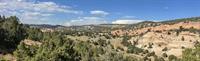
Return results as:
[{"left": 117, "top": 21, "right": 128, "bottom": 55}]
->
[
  {"left": 90, "top": 10, "right": 109, "bottom": 17},
  {"left": 112, "top": 19, "right": 144, "bottom": 24},
  {"left": 0, "top": 0, "right": 81, "bottom": 13},
  {"left": 18, "top": 11, "right": 57, "bottom": 24},
  {"left": 64, "top": 10, "right": 110, "bottom": 26},
  {"left": 0, "top": 1, "right": 80, "bottom": 13},
  {"left": 0, "top": 0, "right": 82, "bottom": 24},
  {"left": 64, "top": 17, "right": 107, "bottom": 26}
]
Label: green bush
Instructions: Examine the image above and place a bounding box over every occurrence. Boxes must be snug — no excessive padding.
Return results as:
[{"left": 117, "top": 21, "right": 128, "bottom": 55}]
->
[
  {"left": 26, "top": 28, "right": 43, "bottom": 41},
  {"left": 162, "top": 47, "right": 168, "bottom": 51},
  {"left": 182, "top": 44, "right": 200, "bottom": 61},
  {"left": 127, "top": 45, "right": 143, "bottom": 54},
  {"left": 143, "top": 50, "right": 149, "bottom": 54},
  {"left": 121, "top": 33, "right": 131, "bottom": 46},
  {"left": 155, "top": 57, "right": 165, "bottom": 61},
  {"left": 168, "top": 55, "right": 177, "bottom": 61},
  {"left": 0, "top": 16, "right": 27, "bottom": 52},
  {"left": 147, "top": 51, "right": 155, "bottom": 57},
  {"left": 162, "top": 53, "right": 168, "bottom": 57}
]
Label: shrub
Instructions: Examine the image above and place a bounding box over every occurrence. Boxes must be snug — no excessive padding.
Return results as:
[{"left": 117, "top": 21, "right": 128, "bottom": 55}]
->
[
  {"left": 127, "top": 45, "right": 143, "bottom": 54},
  {"left": 162, "top": 53, "right": 168, "bottom": 57},
  {"left": 182, "top": 44, "right": 200, "bottom": 61},
  {"left": 167, "top": 32, "right": 171, "bottom": 35},
  {"left": 155, "top": 57, "right": 165, "bottom": 61},
  {"left": 143, "top": 56, "right": 149, "bottom": 61},
  {"left": 121, "top": 34, "right": 131, "bottom": 46},
  {"left": 148, "top": 43, "right": 153, "bottom": 48},
  {"left": 181, "top": 36, "right": 185, "bottom": 41},
  {"left": 168, "top": 55, "right": 177, "bottom": 61},
  {"left": 143, "top": 50, "right": 149, "bottom": 54},
  {"left": 0, "top": 16, "right": 27, "bottom": 52},
  {"left": 147, "top": 51, "right": 155, "bottom": 57},
  {"left": 162, "top": 47, "right": 168, "bottom": 51}
]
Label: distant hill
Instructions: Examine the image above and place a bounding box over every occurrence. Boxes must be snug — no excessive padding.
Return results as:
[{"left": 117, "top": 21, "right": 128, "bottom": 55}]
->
[
  {"left": 25, "top": 16, "right": 200, "bottom": 32},
  {"left": 162, "top": 17, "right": 200, "bottom": 24},
  {"left": 25, "top": 24, "right": 66, "bottom": 29}
]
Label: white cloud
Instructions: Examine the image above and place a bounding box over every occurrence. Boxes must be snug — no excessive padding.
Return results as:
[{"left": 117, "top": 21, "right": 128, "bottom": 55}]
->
[
  {"left": 64, "top": 10, "right": 109, "bottom": 26},
  {"left": 17, "top": 0, "right": 22, "bottom": 2},
  {"left": 112, "top": 19, "right": 144, "bottom": 24},
  {"left": 0, "top": 0, "right": 82, "bottom": 24},
  {"left": 64, "top": 17, "right": 107, "bottom": 26},
  {"left": 0, "top": 1, "right": 81, "bottom": 14},
  {"left": 19, "top": 11, "right": 55, "bottom": 24},
  {"left": 22, "top": 11, "right": 53, "bottom": 17},
  {"left": 122, "top": 16, "right": 136, "bottom": 19},
  {"left": 90, "top": 10, "right": 109, "bottom": 16}
]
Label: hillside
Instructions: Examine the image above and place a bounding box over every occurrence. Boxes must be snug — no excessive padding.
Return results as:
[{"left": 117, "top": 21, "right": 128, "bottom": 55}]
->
[
  {"left": 112, "top": 17, "right": 200, "bottom": 36},
  {"left": 110, "top": 17, "right": 200, "bottom": 61},
  {"left": 1, "top": 16, "right": 200, "bottom": 61}
]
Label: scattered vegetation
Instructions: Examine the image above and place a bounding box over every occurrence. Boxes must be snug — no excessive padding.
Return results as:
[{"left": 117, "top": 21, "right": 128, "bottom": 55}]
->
[
  {"left": 1, "top": 16, "right": 200, "bottom": 61},
  {"left": 182, "top": 44, "right": 200, "bottom": 61}
]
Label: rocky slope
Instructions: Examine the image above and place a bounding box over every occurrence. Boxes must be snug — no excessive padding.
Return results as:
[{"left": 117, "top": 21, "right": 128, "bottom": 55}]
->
[
  {"left": 111, "top": 21, "right": 200, "bottom": 58},
  {"left": 112, "top": 21, "right": 200, "bottom": 36}
]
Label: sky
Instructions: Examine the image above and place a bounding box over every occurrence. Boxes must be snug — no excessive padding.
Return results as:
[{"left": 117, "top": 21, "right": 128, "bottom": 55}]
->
[{"left": 0, "top": 0, "right": 200, "bottom": 26}]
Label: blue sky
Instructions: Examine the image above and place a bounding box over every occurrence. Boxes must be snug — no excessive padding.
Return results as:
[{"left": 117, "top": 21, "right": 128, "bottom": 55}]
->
[{"left": 0, "top": 0, "right": 200, "bottom": 26}]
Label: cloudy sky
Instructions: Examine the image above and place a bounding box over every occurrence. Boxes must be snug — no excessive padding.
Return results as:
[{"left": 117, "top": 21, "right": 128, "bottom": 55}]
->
[{"left": 0, "top": 0, "right": 200, "bottom": 26}]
